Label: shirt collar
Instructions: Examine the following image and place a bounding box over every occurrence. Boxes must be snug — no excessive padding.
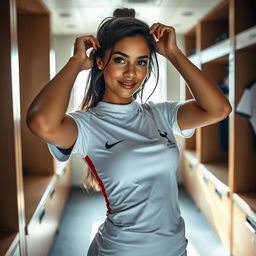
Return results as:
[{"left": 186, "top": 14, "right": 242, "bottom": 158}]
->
[{"left": 94, "top": 98, "right": 138, "bottom": 114}]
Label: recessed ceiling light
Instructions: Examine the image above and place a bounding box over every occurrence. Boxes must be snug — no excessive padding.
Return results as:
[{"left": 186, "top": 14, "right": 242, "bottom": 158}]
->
[
  {"left": 59, "top": 13, "right": 71, "bottom": 17},
  {"left": 67, "top": 24, "right": 76, "bottom": 29},
  {"left": 181, "top": 11, "right": 194, "bottom": 16},
  {"left": 122, "top": 0, "right": 161, "bottom": 4}
]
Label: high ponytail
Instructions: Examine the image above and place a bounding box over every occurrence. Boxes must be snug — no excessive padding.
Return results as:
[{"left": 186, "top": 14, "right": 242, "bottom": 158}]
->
[{"left": 113, "top": 8, "right": 135, "bottom": 18}]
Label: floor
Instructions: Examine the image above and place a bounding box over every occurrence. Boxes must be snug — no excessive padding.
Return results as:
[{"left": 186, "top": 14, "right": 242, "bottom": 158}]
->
[{"left": 48, "top": 185, "right": 230, "bottom": 256}]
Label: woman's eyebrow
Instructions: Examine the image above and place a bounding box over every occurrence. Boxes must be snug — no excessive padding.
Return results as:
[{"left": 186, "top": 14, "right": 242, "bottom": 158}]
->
[{"left": 112, "top": 51, "right": 149, "bottom": 59}]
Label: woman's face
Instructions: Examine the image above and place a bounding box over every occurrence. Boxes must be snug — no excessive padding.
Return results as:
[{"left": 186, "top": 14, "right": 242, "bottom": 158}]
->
[{"left": 97, "top": 35, "right": 150, "bottom": 104}]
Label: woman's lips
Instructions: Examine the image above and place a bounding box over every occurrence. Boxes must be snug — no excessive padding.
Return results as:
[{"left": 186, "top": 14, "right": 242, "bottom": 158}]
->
[{"left": 119, "top": 81, "right": 137, "bottom": 89}]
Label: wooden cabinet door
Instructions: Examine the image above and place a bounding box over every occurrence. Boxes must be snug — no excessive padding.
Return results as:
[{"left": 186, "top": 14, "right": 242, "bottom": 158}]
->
[
  {"left": 207, "top": 181, "right": 231, "bottom": 252},
  {"left": 26, "top": 197, "right": 58, "bottom": 256},
  {"left": 26, "top": 168, "right": 71, "bottom": 256},
  {"left": 182, "top": 153, "right": 200, "bottom": 206},
  {"left": 195, "top": 169, "right": 214, "bottom": 225},
  {"left": 232, "top": 203, "right": 256, "bottom": 256},
  {"left": 53, "top": 167, "right": 71, "bottom": 225}
]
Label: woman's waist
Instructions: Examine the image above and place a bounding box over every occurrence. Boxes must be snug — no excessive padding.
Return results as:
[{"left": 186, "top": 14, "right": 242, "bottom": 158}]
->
[
  {"left": 106, "top": 210, "right": 184, "bottom": 232},
  {"left": 102, "top": 216, "right": 185, "bottom": 236},
  {"left": 97, "top": 219, "right": 187, "bottom": 255}
]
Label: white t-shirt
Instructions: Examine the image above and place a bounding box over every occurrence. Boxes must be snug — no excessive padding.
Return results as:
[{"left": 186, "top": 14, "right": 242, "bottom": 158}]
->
[{"left": 47, "top": 98, "right": 195, "bottom": 256}]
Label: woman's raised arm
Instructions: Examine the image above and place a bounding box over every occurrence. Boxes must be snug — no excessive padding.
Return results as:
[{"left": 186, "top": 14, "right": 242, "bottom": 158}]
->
[
  {"left": 149, "top": 23, "right": 232, "bottom": 131},
  {"left": 26, "top": 35, "right": 100, "bottom": 148}
]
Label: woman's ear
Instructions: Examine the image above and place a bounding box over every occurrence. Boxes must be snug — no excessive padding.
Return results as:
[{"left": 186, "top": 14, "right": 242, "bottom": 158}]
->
[{"left": 96, "top": 56, "right": 103, "bottom": 70}]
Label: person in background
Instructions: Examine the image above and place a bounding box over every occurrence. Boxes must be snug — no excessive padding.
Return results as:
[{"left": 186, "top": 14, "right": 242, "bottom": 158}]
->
[{"left": 26, "top": 7, "right": 232, "bottom": 256}]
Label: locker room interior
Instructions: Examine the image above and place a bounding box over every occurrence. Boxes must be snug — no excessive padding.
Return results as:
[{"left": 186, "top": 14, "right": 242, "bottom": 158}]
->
[{"left": 1, "top": 0, "right": 256, "bottom": 255}]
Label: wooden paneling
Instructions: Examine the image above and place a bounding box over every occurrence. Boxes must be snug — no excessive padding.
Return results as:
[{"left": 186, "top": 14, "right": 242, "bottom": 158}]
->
[
  {"left": 17, "top": 12, "right": 52, "bottom": 175},
  {"left": 233, "top": 46, "right": 256, "bottom": 192},
  {"left": 182, "top": 1, "right": 256, "bottom": 255},
  {"left": 0, "top": 0, "right": 26, "bottom": 255},
  {"left": 1, "top": 0, "right": 71, "bottom": 255}
]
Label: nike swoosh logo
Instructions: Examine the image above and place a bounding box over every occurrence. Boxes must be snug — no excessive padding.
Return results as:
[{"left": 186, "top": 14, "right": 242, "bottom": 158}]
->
[{"left": 105, "top": 139, "right": 125, "bottom": 149}]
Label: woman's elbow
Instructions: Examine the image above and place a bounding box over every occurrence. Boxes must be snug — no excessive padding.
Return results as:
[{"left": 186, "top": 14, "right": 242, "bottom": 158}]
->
[
  {"left": 220, "top": 104, "right": 232, "bottom": 119},
  {"left": 26, "top": 112, "right": 47, "bottom": 135}
]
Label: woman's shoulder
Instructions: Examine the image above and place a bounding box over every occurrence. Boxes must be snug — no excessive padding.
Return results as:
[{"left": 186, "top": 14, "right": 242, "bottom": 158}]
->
[
  {"left": 141, "top": 100, "right": 178, "bottom": 110},
  {"left": 67, "top": 108, "right": 93, "bottom": 120},
  {"left": 140, "top": 100, "right": 186, "bottom": 119}
]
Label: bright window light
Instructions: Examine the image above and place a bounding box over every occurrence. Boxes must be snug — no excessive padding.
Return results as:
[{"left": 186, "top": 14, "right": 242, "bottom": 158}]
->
[
  {"left": 90, "top": 221, "right": 104, "bottom": 242},
  {"left": 187, "top": 240, "right": 200, "bottom": 256}
]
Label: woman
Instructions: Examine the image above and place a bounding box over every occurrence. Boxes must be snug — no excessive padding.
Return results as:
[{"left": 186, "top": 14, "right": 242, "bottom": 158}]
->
[{"left": 26, "top": 8, "right": 232, "bottom": 256}]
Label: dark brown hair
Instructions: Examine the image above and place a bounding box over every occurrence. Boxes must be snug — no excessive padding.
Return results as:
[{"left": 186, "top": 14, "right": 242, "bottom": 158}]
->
[{"left": 113, "top": 8, "right": 135, "bottom": 18}]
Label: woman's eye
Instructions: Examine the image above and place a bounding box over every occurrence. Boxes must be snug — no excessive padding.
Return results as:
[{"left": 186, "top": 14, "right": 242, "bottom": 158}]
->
[
  {"left": 138, "top": 60, "right": 148, "bottom": 66},
  {"left": 114, "top": 57, "right": 124, "bottom": 64},
  {"left": 113, "top": 57, "right": 147, "bottom": 66}
]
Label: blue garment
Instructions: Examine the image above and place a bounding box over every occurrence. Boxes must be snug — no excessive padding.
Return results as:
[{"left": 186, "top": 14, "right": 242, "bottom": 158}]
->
[
  {"left": 48, "top": 99, "right": 195, "bottom": 256},
  {"left": 56, "top": 144, "right": 74, "bottom": 155}
]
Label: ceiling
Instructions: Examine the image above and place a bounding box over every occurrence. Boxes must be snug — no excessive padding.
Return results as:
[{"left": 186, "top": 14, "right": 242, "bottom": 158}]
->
[{"left": 42, "top": 0, "right": 222, "bottom": 35}]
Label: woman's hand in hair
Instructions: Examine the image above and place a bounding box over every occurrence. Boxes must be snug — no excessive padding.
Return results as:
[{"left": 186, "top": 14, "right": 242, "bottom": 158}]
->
[
  {"left": 149, "top": 23, "right": 177, "bottom": 58},
  {"left": 73, "top": 35, "right": 101, "bottom": 71}
]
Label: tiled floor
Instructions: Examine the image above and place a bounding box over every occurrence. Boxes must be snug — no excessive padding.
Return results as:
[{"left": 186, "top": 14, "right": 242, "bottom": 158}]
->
[
  {"left": 178, "top": 185, "right": 230, "bottom": 256},
  {"left": 49, "top": 185, "right": 230, "bottom": 256}
]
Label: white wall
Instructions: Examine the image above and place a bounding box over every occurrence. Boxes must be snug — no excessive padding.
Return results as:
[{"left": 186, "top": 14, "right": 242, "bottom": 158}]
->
[{"left": 53, "top": 33, "right": 186, "bottom": 186}]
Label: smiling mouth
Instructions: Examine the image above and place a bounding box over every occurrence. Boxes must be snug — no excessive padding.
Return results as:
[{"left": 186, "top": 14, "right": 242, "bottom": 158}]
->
[{"left": 119, "top": 81, "right": 137, "bottom": 89}]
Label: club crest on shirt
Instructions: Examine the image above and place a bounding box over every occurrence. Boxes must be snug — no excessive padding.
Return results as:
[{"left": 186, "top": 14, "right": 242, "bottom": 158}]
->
[{"left": 157, "top": 129, "right": 176, "bottom": 149}]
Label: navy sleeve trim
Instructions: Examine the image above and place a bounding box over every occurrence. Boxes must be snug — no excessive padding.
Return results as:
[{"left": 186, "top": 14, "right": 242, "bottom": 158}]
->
[{"left": 56, "top": 142, "right": 75, "bottom": 155}]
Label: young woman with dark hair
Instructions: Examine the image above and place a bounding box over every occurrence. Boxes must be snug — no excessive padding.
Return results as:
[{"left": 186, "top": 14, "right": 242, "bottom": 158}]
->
[{"left": 26, "top": 7, "right": 232, "bottom": 256}]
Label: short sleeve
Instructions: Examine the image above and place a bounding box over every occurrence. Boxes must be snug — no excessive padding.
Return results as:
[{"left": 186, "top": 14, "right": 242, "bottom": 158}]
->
[
  {"left": 47, "top": 110, "right": 89, "bottom": 162},
  {"left": 148, "top": 100, "right": 195, "bottom": 138},
  {"left": 166, "top": 100, "right": 195, "bottom": 138}
]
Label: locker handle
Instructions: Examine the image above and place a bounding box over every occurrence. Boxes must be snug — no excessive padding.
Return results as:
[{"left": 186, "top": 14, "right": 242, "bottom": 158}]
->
[
  {"left": 203, "top": 176, "right": 209, "bottom": 184},
  {"left": 188, "top": 162, "right": 194, "bottom": 169},
  {"left": 214, "top": 188, "right": 222, "bottom": 199},
  {"left": 245, "top": 215, "right": 256, "bottom": 234},
  {"left": 39, "top": 209, "right": 45, "bottom": 224},
  {"left": 50, "top": 188, "right": 55, "bottom": 199},
  {"left": 249, "top": 31, "right": 256, "bottom": 41}
]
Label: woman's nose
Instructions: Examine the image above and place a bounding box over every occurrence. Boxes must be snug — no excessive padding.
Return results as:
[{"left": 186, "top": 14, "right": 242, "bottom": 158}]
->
[{"left": 124, "top": 64, "right": 136, "bottom": 77}]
